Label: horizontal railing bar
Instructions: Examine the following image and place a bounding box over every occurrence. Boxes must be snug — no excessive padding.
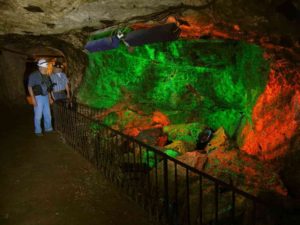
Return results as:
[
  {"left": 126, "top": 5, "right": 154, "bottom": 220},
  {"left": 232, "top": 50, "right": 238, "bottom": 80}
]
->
[{"left": 71, "top": 102, "right": 261, "bottom": 203}]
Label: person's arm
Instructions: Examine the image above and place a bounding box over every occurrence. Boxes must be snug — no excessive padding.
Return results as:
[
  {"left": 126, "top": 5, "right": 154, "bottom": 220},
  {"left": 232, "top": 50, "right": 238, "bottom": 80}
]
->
[
  {"left": 28, "top": 73, "right": 38, "bottom": 106},
  {"left": 49, "top": 75, "right": 55, "bottom": 101},
  {"left": 48, "top": 92, "right": 53, "bottom": 104},
  {"left": 28, "top": 86, "right": 37, "bottom": 106},
  {"left": 64, "top": 74, "right": 70, "bottom": 99},
  {"left": 50, "top": 91, "right": 55, "bottom": 101},
  {"left": 65, "top": 83, "right": 70, "bottom": 99}
]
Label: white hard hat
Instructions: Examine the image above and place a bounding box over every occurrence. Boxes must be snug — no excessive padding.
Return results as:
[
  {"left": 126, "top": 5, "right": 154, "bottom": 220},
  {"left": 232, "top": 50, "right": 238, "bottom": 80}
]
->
[{"left": 37, "top": 59, "right": 48, "bottom": 68}]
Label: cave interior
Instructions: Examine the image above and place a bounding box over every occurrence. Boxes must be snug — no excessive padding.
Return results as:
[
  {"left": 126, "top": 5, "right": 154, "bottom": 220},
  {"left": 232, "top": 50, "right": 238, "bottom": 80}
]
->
[{"left": 0, "top": 0, "right": 300, "bottom": 224}]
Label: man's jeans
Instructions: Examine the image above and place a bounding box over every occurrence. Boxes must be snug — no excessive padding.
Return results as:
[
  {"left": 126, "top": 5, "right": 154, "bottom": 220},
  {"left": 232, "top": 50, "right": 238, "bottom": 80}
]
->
[{"left": 34, "top": 95, "right": 53, "bottom": 134}]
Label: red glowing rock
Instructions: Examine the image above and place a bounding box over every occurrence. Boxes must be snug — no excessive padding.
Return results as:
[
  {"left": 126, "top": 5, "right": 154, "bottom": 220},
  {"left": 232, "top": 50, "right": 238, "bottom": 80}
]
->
[
  {"left": 241, "top": 64, "right": 300, "bottom": 160},
  {"left": 156, "top": 135, "right": 168, "bottom": 147},
  {"left": 152, "top": 111, "right": 170, "bottom": 127},
  {"left": 123, "top": 127, "right": 140, "bottom": 137}
]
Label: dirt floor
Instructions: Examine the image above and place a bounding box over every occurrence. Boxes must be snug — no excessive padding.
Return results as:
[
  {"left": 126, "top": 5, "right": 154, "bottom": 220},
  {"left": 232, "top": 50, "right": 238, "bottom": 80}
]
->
[{"left": 0, "top": 106, "right": 154, "bottom": 225}]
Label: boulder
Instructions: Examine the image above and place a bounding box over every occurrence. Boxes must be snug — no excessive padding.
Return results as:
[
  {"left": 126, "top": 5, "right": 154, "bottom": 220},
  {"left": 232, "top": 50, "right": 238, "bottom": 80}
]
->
[
  {"left": 177, "top": 151, "right": 208, "bottom": 171},
  {"left": 204, "top": 127, "right": 229, "bottom": 153},
  {"left": 152, "top": 111, "right": 170, "bottom": 127},
  {"left": 204, "top": 147, "right": 288, "bottom": 196},
  {"left": 164, "top": 140, "right": 196, "bottom": 155},
  {"left": 136, "top": 128, "right": 163, "bottom": 146},
  {"left": 163, "top": 123, "right": 204, "bottom": 144}
]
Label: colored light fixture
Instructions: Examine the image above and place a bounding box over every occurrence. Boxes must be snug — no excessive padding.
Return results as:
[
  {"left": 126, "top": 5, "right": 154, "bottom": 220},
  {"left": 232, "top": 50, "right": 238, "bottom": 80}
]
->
[
  {"left": 84, "top": 36, "right": 120, "bottom": 53},
  {"left": 84, "top": 23, "right": 181, "bottom": 53},
  {"left": 124, "top": 23, "right": 181, "bottom": 47}
]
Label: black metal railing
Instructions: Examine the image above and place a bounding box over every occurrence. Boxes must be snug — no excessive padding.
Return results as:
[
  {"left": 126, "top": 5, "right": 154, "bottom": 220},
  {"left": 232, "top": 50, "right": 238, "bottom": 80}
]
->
[{"left": 53, "top": 102, "right": 271, "bottom": 225}]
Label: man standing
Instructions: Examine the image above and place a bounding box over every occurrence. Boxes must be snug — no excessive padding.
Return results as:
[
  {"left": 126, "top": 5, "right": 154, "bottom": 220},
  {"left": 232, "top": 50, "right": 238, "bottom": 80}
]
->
[
  {"left": 50, "top": 62, "right": 70, "bottom": 103},
  {"left": 28, "top": 59, "right": 53, "bottom": 136}
]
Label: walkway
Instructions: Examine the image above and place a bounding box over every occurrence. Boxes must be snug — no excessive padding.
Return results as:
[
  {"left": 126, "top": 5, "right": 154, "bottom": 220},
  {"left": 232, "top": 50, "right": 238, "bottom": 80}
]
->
[{"left": 0, "top": 106, "right": 153, "bottom": 225}]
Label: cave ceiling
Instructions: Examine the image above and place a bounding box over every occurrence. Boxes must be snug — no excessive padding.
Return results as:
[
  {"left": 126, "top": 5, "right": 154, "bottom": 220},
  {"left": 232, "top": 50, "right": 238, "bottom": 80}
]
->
[
  {"left": 0, "top": 0, "right": 299, "bottom": 65},
  {"left": 0, "top": 0, "right": 299, "bottom": 38}
]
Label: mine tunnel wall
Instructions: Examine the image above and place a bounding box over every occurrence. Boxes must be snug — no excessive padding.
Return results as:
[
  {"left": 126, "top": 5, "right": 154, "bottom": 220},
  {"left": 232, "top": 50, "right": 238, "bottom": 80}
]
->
[
  {"left": 0, "top": 34, "right": 88, "bottom": 107},
  {"left": 0, "top": 50, "right": 27, "bottom": 107}
]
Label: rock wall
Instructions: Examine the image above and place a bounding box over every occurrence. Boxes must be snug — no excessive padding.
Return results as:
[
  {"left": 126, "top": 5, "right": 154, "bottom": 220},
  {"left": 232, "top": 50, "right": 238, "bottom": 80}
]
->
[
  {"left": 0, "top": 50, "right": 27, "bottom": 106},
  {"left": 78, "top": 14, "right": 300, "bottom": 162}
]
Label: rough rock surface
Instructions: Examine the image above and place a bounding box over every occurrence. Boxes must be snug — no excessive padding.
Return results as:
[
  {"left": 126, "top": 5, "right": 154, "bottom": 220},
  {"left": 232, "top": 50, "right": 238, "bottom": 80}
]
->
[
  {"left": 0, "top": 0, "right": 299, "bottom": 39},
  {"left": 176, "top": 151, "right": 208, "bottom": 170},
  {"left": 204, "top": 127, "right": 228, "bottom": 153},
  {"left": 0, "top": 0, "right": 209, "bottom": 35},
  {"left": 164, "top": 140, "right": 196, "bottom": 155},
  {"left": 1, "top": 0, "right": 300, "bottom": 105}
]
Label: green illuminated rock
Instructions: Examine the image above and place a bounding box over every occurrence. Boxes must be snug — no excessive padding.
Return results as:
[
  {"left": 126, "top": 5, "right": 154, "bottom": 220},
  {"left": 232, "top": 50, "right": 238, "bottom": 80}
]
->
[
  {"left": 163, "top": 123, "right": 203, "bottom": 144},
  {"left": 102, "top": 112, "right": 118, "bottom": 126},
  {"left": 164, "top": 149, "right": 181, "bottom": 158},
  {"left": 78, "top": 39, "right": 268, "bottom": 139}
]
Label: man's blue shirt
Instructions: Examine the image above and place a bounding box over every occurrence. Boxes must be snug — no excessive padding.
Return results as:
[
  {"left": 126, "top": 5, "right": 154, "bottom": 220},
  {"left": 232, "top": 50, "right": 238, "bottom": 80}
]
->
[{"left": 28, "top": 71, "right": 50, "bottom": 96}]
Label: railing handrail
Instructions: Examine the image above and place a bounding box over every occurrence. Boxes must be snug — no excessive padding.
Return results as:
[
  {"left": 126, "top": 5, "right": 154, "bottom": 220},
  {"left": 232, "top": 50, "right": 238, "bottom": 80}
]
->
[
  {"left": 73, "top": 101, "right": 261, "bottom": 203},
  {"left": 56, "top": 101, "right": 290, "bottom": 224}
]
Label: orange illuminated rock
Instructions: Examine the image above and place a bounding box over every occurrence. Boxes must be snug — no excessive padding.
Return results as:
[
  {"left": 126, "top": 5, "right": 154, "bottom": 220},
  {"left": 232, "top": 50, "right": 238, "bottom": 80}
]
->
[
  {"left": 123, "top": 127, "right": 140, "bottom": 137},
  {"left": 152, "top": 111, "right": 170, "bottom": 127},
  {"left": 240, "top": 65, "right": 300, "bottom": 160}
]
